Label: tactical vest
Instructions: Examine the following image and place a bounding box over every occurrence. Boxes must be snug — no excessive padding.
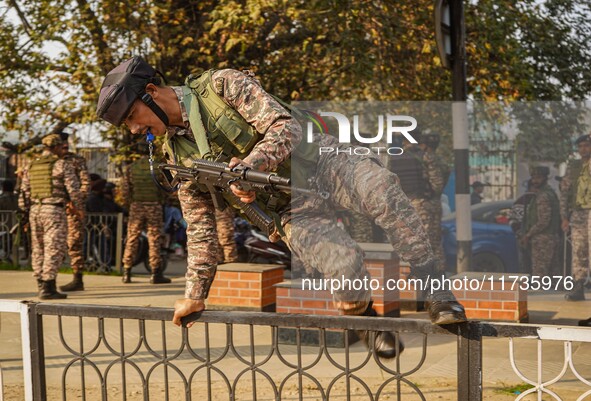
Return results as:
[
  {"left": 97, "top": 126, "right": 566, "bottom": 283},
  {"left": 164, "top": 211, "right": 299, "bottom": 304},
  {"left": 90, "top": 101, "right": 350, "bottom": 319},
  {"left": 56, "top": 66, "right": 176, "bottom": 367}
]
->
[
  {"left": 390, "top": 151, "right": 431, "bottom": 198},
  {"left": 29, "top": 155, "right": 57, "bottom": 200},
  {"left": 163, "top": 70, "right": 319, "bottom": 209},
  {"left": 130, "top": 158, "right": 160, "bottom": 202},
  {"left": 525, "top": 185, "right": 560, "bottom": 235},
  {"left": 575, "top": 160, "right": 591, "bottom": 209}
]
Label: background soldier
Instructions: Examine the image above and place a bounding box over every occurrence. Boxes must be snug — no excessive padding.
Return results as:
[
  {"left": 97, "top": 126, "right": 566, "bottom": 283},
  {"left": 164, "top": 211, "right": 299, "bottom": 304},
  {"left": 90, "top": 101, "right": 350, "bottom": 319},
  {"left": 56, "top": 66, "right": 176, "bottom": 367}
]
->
[
  {"left": 215, "top": 208, "right": 238, "bottom": 264},
  {"left": 520, "top": 166, "right": 560, "bottom": 277},
  {"left": 393, "top": 131, "right": 449, "bottom": 272},
  {"left": 59, "top": 132, "right": 91, "bottom": 292},
  {"left": 560, "top": 134, "right": 591, "bottom": 301},
  {"left": 18, "top": 134, "right": 84, "bottom": 299},
  {"left": 121, "top": 145, "right": 170, "bottom": 284}
]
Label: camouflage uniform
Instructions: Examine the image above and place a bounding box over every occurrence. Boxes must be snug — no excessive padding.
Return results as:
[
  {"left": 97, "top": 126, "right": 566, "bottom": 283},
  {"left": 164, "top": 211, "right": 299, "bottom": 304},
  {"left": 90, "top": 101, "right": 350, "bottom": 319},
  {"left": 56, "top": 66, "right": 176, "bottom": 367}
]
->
[
  {"left": 524, "top": 184, "right": 560, "bottom": 277},
  {"left": 344, "top": 211, "right": 374, "bottom": 243},
  {"left": 64, "top": 152, "right": 90, "bottom": 273},
  {"left": 215, "top": 207, "right": 238, "bottom": 263},
  {"left": 559, "top": 159, "right": 591, "bottom": 282},
  {"left": 18, "top": 149, "right": 84, "bottom": 283},
  {"left": 164, "top": 70, "right": 435, "bottom": 310},
  {"left": 121, "top": 157, "right": 163, "bottom": 272}
]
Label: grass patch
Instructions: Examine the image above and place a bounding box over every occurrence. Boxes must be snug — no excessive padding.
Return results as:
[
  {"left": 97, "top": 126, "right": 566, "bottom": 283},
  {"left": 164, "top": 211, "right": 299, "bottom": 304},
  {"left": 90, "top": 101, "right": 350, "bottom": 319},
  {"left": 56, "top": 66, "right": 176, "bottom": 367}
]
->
[{"left": 495, "top": 382, "right": 535, "bottom": 395}]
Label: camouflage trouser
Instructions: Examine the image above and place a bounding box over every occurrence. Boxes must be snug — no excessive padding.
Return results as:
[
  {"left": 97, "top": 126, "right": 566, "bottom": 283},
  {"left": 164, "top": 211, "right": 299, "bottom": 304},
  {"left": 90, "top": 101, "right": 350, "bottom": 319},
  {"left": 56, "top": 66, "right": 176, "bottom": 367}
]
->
[
  {"left": 30, "top": 204, "right": 67, "bottom": 281},
  {"left": 530, "top": 233, "right": 558, "bottom": 277},
  {"left": 570, "top": 209, "right": 590, "bottom": 281},
  {"left": 66, "top": 212, "right": 85, "bottom": 273},
  {"left": 122, "top": 202, "right": 162, "bottom": 271},
  {"left": 411, "top": 198, "right": 445, "bottom": 272},
  {"left": 287, "top": 155, "right": 434, "bottom": 313},
  {"left": 345, "top": 211, "right": 374, "bottom": 243},
  {"left": 215, "top": 207, "right": 238, "bottom": 264}
]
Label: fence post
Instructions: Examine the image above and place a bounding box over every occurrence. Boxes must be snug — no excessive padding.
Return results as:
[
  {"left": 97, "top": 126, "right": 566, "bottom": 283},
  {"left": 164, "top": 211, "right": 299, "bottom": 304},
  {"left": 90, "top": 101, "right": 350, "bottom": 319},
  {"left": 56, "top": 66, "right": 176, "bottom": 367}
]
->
[
  {"left": 457, "top": 321, "right": 482, "bottom": 401},
  {"left": 115, "top": 212, "right": 123, "bottom": 274},
  {"left": 28, "top": 303, "right": 46, "bottom": 401}
]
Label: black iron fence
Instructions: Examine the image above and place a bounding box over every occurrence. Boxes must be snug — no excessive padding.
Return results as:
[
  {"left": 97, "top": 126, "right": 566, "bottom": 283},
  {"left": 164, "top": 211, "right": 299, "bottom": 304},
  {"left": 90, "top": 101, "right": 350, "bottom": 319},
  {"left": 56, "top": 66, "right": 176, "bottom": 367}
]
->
[
  {"left": 0, "top": 302, "right": 583, "bottom": 401},
  {"left": 0, "top": 211, "right": 124, "bottom": 273}
]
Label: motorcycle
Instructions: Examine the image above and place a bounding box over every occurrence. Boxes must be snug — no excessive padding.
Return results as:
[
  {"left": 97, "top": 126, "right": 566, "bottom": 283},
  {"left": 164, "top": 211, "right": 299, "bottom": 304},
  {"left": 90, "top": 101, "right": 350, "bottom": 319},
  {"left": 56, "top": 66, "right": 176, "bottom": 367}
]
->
[{"left": 234, "top": 217, "right": 291, "bottom": 269}]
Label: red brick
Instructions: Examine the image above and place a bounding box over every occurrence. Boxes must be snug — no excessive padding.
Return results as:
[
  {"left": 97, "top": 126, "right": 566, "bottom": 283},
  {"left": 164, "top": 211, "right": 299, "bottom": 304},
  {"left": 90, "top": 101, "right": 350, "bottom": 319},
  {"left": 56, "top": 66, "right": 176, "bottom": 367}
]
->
[
  {"left": 464, "top": 291, "right": 490, "bottom": 300},
  {"left": 490, "top": 310, "right": 517, "bottom": 321},
  {"left": 301, "top": 300, "right": 329, "bottom": 310},
  {"left": 452, "top": 290, "right": 465, "bottom": 299},
  {"left": 458, "top": 300, "right": 477, "bottom": 309},
  {"left": 218, "top": 288, "right": 240, "bottom": 297},
  {"left": 465, "top": 309, "right": 490, "bottom": 319},
  {"left": 478, "top": 301, "right": 503, "bottom": 310},
  {"left": 208, "top": 297, "right": 229, "bottom": 305},
  {"left": 207, "top": 288, "right": 219, "bottom": 297},
  {"left": 262, "top": 288, "right": 275, "bottom": 298},
  {"left": 276, "top": 298, "right": 301, "bottom": 308},
  {"left": 232, "top": 298, "right": 255, "bottom": 306},
  {"left": 240, "top": 289, "right": 261, "bottom": 298},
  {"left": 491, "top": 291, "right": 516, "bottom": 300},
  {"left": 214, "top": 279, "right": 231, "bottom": 288},
  {"left": 518, "top": 301, "right": 527, "bottom": 311},
  {"left": 261, "top": 296, "right": 275, "bottom": 306},
  {"left": 219, "top": 272, "right": 240, "bottom": 280},
  {"left": 239, "top": 272, "right": 259, "bottom": 281},
  {"left": 230, "top": 281, "right": 250, "bottom": 289},
  {"left": 288, "top": 289, "right": 316, "bottom": 299},
  {"left": 503, "top": 301, "right": 518, "bottom": 310}
]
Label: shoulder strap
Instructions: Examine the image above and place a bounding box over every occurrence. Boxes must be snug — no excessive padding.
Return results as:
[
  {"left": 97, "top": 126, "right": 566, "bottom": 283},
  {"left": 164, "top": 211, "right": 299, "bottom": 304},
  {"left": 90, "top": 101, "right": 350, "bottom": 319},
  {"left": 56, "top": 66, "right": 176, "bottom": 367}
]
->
[{"left": 181, "top": 85, "right": 213, "bottom": 160}]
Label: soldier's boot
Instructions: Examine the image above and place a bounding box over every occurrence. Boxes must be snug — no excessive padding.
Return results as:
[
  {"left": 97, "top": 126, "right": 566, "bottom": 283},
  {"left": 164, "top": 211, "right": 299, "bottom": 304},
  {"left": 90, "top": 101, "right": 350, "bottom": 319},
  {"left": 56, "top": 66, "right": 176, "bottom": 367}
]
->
[
  {"left": 356, "top": 303, "right": 404, "bottom": 359},
  {"left": 122, "top": 268, "right": 132, "bottom": 284},
  {"left": 150, "top": 268, "right": 171, "bottom": 284},
  {"left": 414, "top": 261, "right": 467, "bottom": 325},
  {"left": 39, "top": 280, "right": 68, "bottom": 300},
  {"left": 60, "top": 272, "right": 84, "bottom": 292},
  {"left": 36, "top": 278, "right": 43, "bottom": 291},
  {"left": 565, "top": 279, "right": 586, "bottom": 302}
]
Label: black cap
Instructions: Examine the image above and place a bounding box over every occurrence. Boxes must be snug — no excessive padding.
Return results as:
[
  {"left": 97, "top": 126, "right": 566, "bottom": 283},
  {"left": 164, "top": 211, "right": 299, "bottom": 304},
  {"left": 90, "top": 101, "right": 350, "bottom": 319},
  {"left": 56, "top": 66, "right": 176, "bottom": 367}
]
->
[
  {"left": 96, "top": 56, "right": 168, "bottom": 127},
  {"left": 575, "top": 134, "right": 591, "bottom": 145},
  {"left": 471, "top": 181, "right": 485, "bottom": 188}
]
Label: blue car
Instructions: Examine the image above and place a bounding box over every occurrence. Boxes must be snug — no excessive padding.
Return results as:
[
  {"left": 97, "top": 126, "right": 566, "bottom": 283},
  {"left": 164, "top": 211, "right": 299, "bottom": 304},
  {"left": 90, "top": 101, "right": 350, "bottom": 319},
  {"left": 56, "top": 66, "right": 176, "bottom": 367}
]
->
[{"left": 441, "top": 200, "right": 519, "bottom": 273}]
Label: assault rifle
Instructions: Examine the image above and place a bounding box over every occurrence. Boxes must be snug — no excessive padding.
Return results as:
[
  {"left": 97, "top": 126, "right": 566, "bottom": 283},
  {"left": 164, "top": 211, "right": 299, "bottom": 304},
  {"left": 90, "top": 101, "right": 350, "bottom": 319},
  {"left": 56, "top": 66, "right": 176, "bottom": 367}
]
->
[{"left": 159, "top": 159, "right": 322, "bottom": 236}]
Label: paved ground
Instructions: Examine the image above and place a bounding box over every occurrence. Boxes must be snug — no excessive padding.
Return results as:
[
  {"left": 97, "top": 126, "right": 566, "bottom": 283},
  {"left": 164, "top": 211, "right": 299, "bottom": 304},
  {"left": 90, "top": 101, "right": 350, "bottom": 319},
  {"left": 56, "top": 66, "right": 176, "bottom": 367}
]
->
[{"left": 1, "top": 260, "right": 591, "bottom": 400}]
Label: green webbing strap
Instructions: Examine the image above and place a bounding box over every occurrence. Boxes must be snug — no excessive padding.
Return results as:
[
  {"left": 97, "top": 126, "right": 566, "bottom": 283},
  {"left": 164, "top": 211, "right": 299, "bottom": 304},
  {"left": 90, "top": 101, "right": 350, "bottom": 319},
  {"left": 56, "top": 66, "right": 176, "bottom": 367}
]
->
[
  {"left": 182, "top": 85, "right": 213, "bottom": 161},
  {"left": 271, "top": 212, "right": 286, "bottom": 238}
]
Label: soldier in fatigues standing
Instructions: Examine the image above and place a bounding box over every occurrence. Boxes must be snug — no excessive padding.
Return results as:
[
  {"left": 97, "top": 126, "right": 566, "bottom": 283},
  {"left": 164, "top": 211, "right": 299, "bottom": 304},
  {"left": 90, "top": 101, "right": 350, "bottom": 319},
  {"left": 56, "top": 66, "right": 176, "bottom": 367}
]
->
[
  {"left": 18, "top": 134, "right": 84, "bottom": 299},
  {"left": 560, "top": 134, "right": 591, "bottom": 301},
  {"left": 121, "top": 145, "right": 170, "bottom": 284},
  {"left": 520, "top": 166, "right": 560, "bottom": 277},
  {"left": 394, "top": 131, "right": 449, "bottom": 272},
  {"left": 96, "top": 57, "right": 467, "bottom": 360},
  {"left": 59, "top": 133, "right": 91, "bottom": 292}
]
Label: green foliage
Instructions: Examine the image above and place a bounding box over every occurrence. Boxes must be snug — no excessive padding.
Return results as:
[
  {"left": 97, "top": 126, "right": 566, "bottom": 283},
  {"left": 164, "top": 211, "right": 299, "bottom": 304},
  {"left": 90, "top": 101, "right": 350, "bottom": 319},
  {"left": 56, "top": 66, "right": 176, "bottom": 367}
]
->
[{"left": 0, "top": 0, "right": 590, "bottom": 165}]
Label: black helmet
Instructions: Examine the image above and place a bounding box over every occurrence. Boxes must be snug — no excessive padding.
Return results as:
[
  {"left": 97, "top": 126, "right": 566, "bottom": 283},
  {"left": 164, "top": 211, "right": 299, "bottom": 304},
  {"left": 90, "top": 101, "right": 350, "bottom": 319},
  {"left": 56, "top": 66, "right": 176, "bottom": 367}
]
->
[
  {"left": 530, "top": 166, "right": 550, "bottom": 177},
  {"left": 96, "top": 56, "right": 168, "bottom": 127}
]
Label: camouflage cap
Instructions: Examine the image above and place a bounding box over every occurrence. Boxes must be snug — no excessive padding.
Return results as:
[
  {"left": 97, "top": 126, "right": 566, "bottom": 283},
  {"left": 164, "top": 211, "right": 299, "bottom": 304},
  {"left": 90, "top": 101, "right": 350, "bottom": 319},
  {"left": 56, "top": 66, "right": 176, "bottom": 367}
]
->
[
  {"left": 530, "top": 166, "right": 550, "bottom": 177},
  {"left": 96, "top": 56, "right": 166, "bottom": 127},
  {"left": 41, "top": 133, "right": 63, "bottom": 147},
  {"left": 575, "top": 134, "right": 591, "bottom": 145}
]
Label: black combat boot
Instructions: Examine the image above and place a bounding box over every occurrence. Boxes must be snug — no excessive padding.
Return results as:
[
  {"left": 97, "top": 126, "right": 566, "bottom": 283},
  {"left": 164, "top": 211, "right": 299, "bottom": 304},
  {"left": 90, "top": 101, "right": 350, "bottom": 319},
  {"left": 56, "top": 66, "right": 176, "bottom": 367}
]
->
[
  {"left": 355, "top": 302, "right": 404, "bottom": 359},
  {"left": 122, "top": 268, "right": 132, "bottom": 284},
  {"left": 60, "top": 272, "right": 84, "bottom": 292},
  {"left": 565, "top": 279, "right": 586, "bottom": 302},
  {"left": 39, "top": 280, "right": 68, "bottom": 300},
  {"left": 36, "top": 278, "right": 43, "bottom": 290},
  {"left": 150, "top": 268, "right": 171, "bottom": 284},
  {"left": 414, "top": 261, "right": 467, "bottom": 325}
]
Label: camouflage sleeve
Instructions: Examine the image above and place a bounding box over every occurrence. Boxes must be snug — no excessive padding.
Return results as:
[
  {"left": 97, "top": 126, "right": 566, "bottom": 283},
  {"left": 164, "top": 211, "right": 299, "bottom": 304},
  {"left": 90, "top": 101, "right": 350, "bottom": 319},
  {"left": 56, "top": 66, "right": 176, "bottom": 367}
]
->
[
  {"left": 526, "top": 192, "right": 552, "bottom": 238},
  {"left": 76, "top": 155, "right": 91, "bottom": 200},
  {"left": 60, "top": 159, "right": 84, "bottom": 212},
  {"left": 18, "top": 167, "right": 31, "bottom": 211},
  {"left": 121, "top": 165, "right": 132, "bottom": 207},
  {"left": 214, "top": 69, "right": 302, "bottom": 172},
  {"left": 559, "top": 164, "right": 572, "bottom": 219},
  {"left": 423, "top": 152, "right": 446, "bottom": 196},
  {"left": 178, "top": 182, "right": 218, "bottom": 300}
]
